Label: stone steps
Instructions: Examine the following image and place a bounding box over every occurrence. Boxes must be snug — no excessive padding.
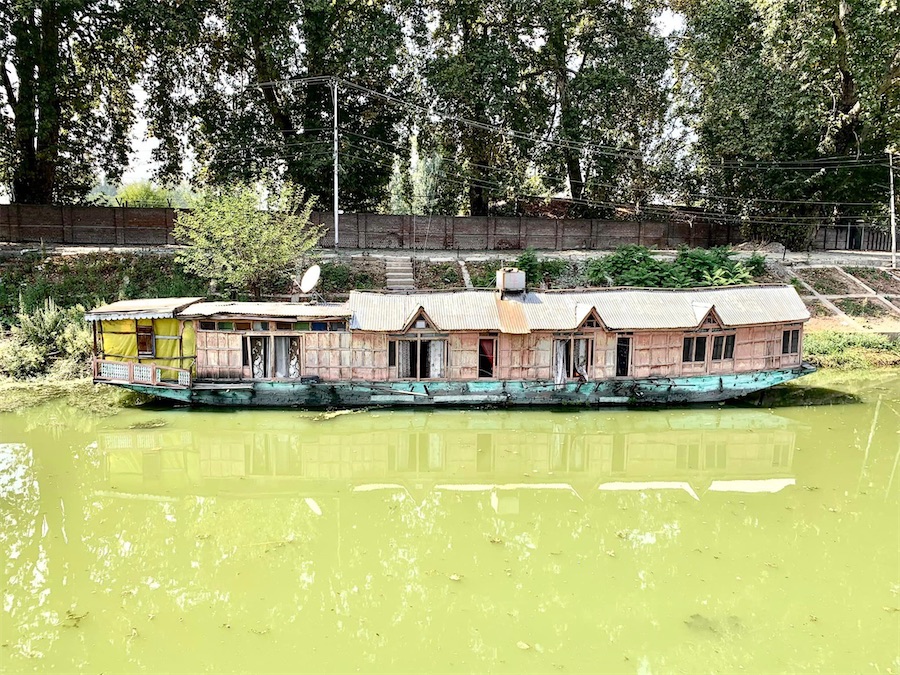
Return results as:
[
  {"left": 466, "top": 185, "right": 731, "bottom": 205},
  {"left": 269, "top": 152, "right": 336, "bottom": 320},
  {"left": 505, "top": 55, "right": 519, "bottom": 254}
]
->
[{"left": 385, "top": 257, "right": 415, "bottom": 292}]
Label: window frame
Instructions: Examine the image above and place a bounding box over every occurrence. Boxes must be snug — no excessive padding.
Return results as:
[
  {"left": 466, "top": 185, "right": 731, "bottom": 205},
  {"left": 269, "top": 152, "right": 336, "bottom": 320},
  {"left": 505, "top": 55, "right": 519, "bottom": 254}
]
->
[
  {"left": 136, "top": 324, "right": 155, "bottom": 358},
  {"left": 711, "top": 333, "right": 736, "bottom": 361},
  {"left": 682, "top": 334, "right": 709, "bottom": 364},
  {"left": 388, "top": 336, "right": 449, "bottom": 381},
  {"left": 781, "top": 328, "right": 800, "bottom": 355},
  {"left": 554, "top": 334, "right": 595, "bottom": 381}
]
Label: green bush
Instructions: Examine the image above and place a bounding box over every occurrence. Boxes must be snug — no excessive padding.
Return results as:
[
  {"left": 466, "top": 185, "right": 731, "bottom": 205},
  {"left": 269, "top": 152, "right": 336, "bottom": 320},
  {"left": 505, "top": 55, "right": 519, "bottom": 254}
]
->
[
  {"left": 584, "top": 245, "right": 759, "bottom": 289},
  {"left": 0, "top": 299, "right": 93, "bottom": 379}
]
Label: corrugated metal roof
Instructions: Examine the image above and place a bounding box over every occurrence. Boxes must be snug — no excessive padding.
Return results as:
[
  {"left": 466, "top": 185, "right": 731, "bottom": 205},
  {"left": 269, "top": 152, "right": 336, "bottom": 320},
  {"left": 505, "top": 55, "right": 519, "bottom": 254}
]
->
[
  {"left": 496, "top": 297, "right": 531, "bottom": 334},
  {"left": 347, "top": 285, "right": 809, "bottom": 332},
  {"left": 85, "top": 297, "right": 204, "bottom": 321},
  {"left": 179, "top": 301, "right": 352, "bottom": 319},
  {"left": 347, "top": 293, "right": 502, "bottom": 332},
  {"left": 90, "top": 286, "right": 809, "bottom": 331}
]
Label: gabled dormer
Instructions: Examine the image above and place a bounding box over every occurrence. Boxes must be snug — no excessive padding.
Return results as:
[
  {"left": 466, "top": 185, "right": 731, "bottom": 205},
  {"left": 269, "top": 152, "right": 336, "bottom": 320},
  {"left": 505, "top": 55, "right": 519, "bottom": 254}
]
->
[
  {"left": 402, "top": 306, "right": 438, "bottom": 333},
  {"left": 694, "top": 304, "right": 725, "bottom": 330},
  {"left": 576, "top": 305, "right": 605, "bottom": 331}
]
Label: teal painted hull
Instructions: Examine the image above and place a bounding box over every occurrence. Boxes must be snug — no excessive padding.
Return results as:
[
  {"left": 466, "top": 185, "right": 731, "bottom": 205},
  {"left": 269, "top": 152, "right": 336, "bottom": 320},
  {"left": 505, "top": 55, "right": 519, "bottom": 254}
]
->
[{"left": 116, "top": 365, "right": 815, "bottom": 408}]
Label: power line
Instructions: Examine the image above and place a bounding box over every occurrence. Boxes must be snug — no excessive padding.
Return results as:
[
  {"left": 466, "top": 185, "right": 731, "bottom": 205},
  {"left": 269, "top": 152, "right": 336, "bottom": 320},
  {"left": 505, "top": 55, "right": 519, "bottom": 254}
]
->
[{"left": 261, "top": 75, "right": 888, "bottom": 171}]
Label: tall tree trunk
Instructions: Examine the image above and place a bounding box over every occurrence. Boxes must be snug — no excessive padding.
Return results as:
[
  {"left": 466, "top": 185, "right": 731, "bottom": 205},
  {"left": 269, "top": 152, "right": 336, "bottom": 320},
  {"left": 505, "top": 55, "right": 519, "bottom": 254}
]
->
[
  {"left": 830, "top": 0, "right": 862, "bottom": 155},
  {"left": 550, "top": 24, "right": 584, "bottom": 203},
  {"left": 10, "top": 12, "right": 41, "bottom": 203}
]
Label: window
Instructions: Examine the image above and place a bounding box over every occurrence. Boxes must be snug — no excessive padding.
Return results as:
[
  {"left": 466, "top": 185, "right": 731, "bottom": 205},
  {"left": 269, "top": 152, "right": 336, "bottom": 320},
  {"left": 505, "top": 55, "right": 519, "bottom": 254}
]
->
[
  {"left": 583, "top": 315, "right": 601, "bottom": 329},
  {"left": 136, "top": 325, "right": 154, "bottom": 357},
  {"left": 388, "top": 340, "right": 397, "bottom": 367},
  {"left": 682, "top": 336, "right": 708, "bottom": 363},
  {"left": 199, "top": 321, "right": 215, "bottom": 331},
  {"left": 711, "top": 334, "right": 736, "bottom": 361},
  {"left": 554, "top": 337, "right": 594, "bottom": 382},
  {"left": 616, "top": 336, "right": 631, "bottom": 377},
  {"left": 273, "top": 336, "right": 301, "bottom": 378},
  {"left": 294, "top": 322, "right": 311, "bottom": 331},
  {"left": 275, "top": 322, "right": 293, "bottom": 331},
  {"left": 782, "top": 329, "right": 800, "bottom": 354},
  {"left": 234, "top": 321, "right": 252, "bottom": 331},
  {"left": 394, "top": 339, "right": 446, "bottom": 379},
  {"left": 312, "top": 322, "right": 327, "bottom": 331},
  {"left": 217, "top": 321, "right": 234, "bottom": 331},
  {"left": 253, "top": 321, "right": 270, "bottom": 331}
]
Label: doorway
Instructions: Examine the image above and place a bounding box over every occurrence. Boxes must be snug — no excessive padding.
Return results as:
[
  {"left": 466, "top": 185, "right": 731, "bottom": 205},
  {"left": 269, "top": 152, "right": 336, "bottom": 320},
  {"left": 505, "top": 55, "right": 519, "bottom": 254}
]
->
[{"left": 616, "top": 337, "right": 631, "bottom": 377}]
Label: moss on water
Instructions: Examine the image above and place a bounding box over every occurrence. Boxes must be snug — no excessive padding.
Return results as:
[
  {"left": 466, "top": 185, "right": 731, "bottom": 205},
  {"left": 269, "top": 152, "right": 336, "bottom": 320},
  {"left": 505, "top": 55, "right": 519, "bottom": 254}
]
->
[{"left": 0, "top": 377, "right": 148, "bottom": 414}]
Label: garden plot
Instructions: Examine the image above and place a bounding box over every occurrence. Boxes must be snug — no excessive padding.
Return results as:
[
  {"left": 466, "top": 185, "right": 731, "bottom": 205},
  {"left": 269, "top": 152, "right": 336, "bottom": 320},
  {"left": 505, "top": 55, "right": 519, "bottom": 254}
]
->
[
  {"left": 843, "top": 267, "right": 900, "bottom": 294},
  {"left": 793, "top": 267, "right": 869, "bottom": 296},
  {"left": 414, "top": 260, "right": 464, "bottom": 289}
]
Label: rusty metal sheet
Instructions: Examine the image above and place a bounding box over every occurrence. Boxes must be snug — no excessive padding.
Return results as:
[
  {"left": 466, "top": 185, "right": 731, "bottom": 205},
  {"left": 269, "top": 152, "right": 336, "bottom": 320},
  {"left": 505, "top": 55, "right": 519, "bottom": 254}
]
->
[
  {"left": 496, "top": 297, "right": 530, "bottom": 334},
  {"left": 85, "top": 297, "right": 204, "bottom": 321}
]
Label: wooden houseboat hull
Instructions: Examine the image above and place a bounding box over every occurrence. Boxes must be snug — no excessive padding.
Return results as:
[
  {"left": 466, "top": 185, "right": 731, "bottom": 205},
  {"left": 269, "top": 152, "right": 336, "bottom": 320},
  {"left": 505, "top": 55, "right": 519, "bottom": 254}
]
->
[{"left": 119, "top": 365, "right": 814, "bottom": 408}]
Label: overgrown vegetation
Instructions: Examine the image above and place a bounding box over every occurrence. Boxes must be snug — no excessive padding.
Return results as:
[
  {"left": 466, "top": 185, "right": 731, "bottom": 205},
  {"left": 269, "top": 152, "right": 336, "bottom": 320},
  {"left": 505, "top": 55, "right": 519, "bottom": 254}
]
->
[
  {"left": 584, "top": 246, "right": 765, "bottom": 288},
  {"left": 843, "top": 267, "right": 900, "bottom": 295},
  {"left": 0, "top": 253, "right": 208, "bottom": 326},
  {"left": 414, "top": 261, "right": 462, "bottom": 289},
  {"left": 804, "top": 332, "right": 900, "bottom": 369},
  {"left": 794, "top": 268, "right": 864, "bottom": 296},
  {"left": 468, "top": 260, "right": 506, "bottom": 288},
  {"left": 319, "top": 261, "right": 382, "bottom": 293},
  {"left": 0, "top": 300, "right": 93, "bottom": 379},
  {"left": 514, "top": 249, "right": 570, "bottom": 286},
  {"left": 834, "top": 298, "right": 891, "bottom": 319}
]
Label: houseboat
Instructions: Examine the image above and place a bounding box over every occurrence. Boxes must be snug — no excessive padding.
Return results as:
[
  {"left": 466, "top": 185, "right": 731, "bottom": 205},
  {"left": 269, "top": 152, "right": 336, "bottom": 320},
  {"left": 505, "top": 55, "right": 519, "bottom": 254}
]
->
[{"left": 86, "top": 270, "right": 814, "bottom": 407}]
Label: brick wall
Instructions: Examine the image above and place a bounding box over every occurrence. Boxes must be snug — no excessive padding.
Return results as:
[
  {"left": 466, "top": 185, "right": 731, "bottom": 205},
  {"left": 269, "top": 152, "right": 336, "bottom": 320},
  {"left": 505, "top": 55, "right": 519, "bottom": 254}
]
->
[{"left": 9, "top": 203, "right": 876, "bottom": 251}]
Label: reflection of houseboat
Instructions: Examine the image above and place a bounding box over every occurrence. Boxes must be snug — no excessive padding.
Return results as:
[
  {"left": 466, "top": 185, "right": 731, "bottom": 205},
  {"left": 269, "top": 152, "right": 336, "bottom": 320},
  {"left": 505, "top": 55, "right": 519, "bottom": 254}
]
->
[
  {"left": 97, "top": 410, "right": 797, "bottom": 501},
  {"left": 86, "top": 271, "right": 812, "bottom": 407}
]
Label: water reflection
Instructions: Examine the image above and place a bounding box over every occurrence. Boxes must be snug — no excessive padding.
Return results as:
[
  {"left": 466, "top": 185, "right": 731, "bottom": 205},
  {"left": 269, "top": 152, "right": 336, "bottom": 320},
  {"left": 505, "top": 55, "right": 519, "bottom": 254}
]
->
[
  {"left": 3, "top": 401, "right": 898, "bottom": 675},
  {"left": 97, "top": 410, "right": 798, "bottom": 502}
]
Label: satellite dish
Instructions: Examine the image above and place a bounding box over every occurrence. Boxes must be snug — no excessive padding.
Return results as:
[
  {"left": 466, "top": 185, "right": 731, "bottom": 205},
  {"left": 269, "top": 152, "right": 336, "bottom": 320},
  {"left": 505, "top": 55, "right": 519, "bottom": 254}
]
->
[{"left": 300, "top": 264, "right": 321, "bottom": 294}]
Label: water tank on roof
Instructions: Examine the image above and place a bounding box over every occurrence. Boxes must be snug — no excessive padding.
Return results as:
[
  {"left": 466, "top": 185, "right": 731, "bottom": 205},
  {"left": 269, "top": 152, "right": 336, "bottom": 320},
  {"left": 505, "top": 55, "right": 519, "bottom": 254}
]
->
[{"left": 496, "top": 267, "right": 526, "bottom": 293}]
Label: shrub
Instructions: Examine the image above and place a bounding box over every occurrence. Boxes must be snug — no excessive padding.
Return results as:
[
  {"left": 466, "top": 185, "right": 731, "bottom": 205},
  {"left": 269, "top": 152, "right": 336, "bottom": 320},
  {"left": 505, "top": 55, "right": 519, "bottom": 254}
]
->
[
  {"left": 175, "top": 181, "right": 322, "bottom": 298},
  {"left": 585, "top": 245, "right": 758, "bottom": 288},
  {"left": 0, "top": 299, "right": 93, "bottom": 379}
]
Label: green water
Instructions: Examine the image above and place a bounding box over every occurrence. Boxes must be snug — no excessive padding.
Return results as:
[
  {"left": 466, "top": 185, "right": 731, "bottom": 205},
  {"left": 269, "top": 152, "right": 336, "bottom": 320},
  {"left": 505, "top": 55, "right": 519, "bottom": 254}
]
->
[{"left": 1, "top": 375, "right": 899, "bottom": 674}]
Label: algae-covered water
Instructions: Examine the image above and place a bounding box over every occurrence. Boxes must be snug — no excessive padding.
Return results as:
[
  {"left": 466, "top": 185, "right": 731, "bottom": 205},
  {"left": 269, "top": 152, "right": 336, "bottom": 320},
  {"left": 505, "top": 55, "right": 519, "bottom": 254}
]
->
[{"left": 1, "top": 374, "right": 899, "bottom": 673}]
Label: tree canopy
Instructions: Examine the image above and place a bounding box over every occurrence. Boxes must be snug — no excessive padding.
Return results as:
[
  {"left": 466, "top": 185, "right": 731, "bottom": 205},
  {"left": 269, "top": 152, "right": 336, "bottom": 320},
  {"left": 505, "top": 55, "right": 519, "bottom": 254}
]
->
[{"left": 1, "top": 0, "right": 898, "bottom": 245}]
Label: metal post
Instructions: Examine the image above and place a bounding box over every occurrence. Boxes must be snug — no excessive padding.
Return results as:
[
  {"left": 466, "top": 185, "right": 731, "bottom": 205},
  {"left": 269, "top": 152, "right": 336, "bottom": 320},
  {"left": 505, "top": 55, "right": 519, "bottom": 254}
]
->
[
  {"left": 890, "top": 150, "right": 896, "bottom": 268},
  {"left": 332, "top": 78, "right": 339, "bottom": 249}
]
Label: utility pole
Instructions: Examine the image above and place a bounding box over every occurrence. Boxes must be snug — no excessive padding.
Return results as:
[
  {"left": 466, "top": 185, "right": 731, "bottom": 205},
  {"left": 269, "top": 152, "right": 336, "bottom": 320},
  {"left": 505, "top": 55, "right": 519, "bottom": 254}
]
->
[
  {"left": 890, "top": 150, "right": 897, "bottom": 268},
  {"left": 331, "top": 78, "right": 340, "bottom": 249}
]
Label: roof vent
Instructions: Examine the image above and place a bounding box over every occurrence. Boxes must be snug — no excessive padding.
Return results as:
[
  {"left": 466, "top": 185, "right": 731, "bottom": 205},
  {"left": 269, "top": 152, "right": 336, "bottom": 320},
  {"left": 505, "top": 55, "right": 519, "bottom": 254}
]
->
[{"left": 496, "top": 267, "right": 526, "bottom": 294}]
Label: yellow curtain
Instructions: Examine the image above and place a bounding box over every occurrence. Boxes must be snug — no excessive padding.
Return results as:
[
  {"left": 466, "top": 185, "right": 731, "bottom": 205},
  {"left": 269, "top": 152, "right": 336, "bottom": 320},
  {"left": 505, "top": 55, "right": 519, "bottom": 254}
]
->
[{"left": 100, "top": 320, "right": 138, "bottom": 359}]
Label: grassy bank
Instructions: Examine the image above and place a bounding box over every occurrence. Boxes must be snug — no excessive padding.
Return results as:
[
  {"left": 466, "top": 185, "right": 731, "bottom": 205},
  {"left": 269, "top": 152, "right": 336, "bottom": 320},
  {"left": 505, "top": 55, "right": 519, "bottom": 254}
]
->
[{"left": 803, "top": 331, "right": 900, "bottom": 369}]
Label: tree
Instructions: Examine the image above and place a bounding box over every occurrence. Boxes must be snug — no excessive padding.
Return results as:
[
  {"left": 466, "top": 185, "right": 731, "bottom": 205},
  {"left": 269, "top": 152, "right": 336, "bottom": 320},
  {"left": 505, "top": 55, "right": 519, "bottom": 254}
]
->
[
  {"left": 0, "top": 0, "right": 142, "bottom": 203},
  {"left": 174, "top": 181, "right": 322, "bottom": 298},
  {"left": 672, "top": 0, "right": 900, "bottom": 247},
  {"left": 422, "top": 0, "right": 544, "bottom": 215},
  {"left": 528, "top": 0, "right": 672, "bottom": 213},
  {"left": 140, "top": 0, "right": 416, "bottom": 212}
]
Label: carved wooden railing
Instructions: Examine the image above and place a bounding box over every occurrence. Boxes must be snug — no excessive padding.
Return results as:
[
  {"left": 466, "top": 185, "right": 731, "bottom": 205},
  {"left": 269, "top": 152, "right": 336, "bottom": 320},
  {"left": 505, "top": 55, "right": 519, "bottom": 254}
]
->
[{"left": 93, "top": 359, "right": 192, "bottom": 388}]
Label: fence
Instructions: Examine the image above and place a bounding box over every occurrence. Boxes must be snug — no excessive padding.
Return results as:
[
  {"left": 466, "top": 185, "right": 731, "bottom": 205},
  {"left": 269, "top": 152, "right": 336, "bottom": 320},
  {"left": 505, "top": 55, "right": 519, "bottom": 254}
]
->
[{"left": 0, "top": 204, "right": 890, "bottom": 252}]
